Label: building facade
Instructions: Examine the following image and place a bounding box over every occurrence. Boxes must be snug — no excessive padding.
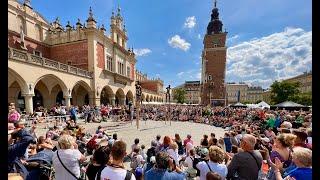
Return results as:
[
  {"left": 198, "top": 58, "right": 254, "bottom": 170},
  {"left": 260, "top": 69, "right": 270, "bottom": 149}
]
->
[
  {"left": 8, "top": 1, "right": 163, "bottom": 113},
  {"left": 135, "top": 70, "right": 164, "bottom": 102},
  {"left": 283, "top": 71, "right": 312, "bottom": 93},
  {"left": 200, "top": 1, "right": 227, "bottom": 106},
  {"left": 226, "top": 83, "right": 248, "bottom": 105},
  {"left": 184, "top": 81, "right": 201, "bottom": 104},
  {"left": 262, "top": 89, "right": 272, "bottom": 104},
  {"left": 247, "top": 86, "right": 263, "bottom": 103}
]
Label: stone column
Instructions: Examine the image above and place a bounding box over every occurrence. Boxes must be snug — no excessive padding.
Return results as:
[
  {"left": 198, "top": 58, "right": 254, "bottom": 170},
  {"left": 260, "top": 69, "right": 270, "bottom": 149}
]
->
[
  {"left": 94, "top": 98, "right": 101, "bottom": 106},
  {"left": 64, "top": 96, "right": 72, "bottom": 108},
  {"left": 23, "top": 94, "right": 34, "bottom": 114}
]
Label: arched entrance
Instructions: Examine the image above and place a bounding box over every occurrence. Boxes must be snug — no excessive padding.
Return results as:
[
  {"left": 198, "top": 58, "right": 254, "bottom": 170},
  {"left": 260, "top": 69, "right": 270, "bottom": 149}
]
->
[
  {"left": 100, "top": 85, "right": 114, "bottom": 106},
  {"left": 115, "top": 88, "right": 125, "bottom": 106},
  {"left": 8, "top": 68, "right": 28, "bottom": 112},
  {"left": 34, "top": 74, "right": 68, "bottom": 109},
  {"left": 33, "top": 89, "right": 43, "bottom": 108},
  {"left": 126, "top": 90, "right": 134, "bottom": 105},
  {"left": 71, "top": 81, "right": 92, "bottom": 106}
]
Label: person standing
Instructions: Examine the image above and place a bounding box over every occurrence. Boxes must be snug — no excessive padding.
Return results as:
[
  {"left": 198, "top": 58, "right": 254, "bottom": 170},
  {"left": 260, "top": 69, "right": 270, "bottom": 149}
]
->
[{"left": 226, "top": 134, "right": 263, "bottom": 180}]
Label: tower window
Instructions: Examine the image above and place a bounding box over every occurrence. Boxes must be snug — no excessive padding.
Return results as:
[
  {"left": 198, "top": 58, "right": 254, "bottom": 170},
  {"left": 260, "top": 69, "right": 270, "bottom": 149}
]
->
[
  {"left": 213, "top": 44, "right": 218, "bottom": 48},
  {"left": 208, "top": 75, "right": 212, "bottom": 80}
]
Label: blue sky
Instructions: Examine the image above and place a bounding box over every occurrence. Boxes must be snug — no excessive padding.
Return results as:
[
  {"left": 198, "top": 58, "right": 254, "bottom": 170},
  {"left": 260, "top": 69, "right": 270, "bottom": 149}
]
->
[{"left": 29, "top": 0, "right": 312, "bottom": 89}]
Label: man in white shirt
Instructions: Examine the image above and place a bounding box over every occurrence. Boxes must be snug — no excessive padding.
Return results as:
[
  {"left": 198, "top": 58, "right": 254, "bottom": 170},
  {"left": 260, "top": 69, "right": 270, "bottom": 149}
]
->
[{"left": 99, "top": 140, "right": 136, "bottom": 180}]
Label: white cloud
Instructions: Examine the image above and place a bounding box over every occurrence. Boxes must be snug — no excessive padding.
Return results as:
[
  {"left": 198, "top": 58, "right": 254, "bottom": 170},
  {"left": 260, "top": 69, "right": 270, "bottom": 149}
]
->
[
  {"left": 133, "top": 48, "right": 152, "bottom": 56},
  {"left": 184, "top": 16, "right": 196, "bottom": 29},
  {"left": 168, "top": 35, "right": 191, "bottom": 51},
  {"left": 227, "top": 35, "right": 239, "bottom": 43},
  {"left": 197, "top": 34, "right": 202, "bottom": 40},
  {"left": 177, "top": 72, "right": 185, "bottom": 78},
  {"left": 226, "top": 27, "right": 312, "bottom": 88}
]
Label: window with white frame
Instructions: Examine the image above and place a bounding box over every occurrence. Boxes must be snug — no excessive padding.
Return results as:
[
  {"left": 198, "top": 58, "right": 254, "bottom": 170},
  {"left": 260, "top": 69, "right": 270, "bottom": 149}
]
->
[
  {"left": 117, "top": 62, "right": 124, "bottom": 75},
  {"left": 106, "top": 55, "right": 113, "bottom": 71}
]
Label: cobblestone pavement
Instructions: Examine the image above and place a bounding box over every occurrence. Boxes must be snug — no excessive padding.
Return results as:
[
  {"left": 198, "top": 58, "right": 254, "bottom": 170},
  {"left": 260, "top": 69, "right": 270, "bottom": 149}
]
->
[{"left": 34, "top": 118, "right": 227, "bottom": 152}]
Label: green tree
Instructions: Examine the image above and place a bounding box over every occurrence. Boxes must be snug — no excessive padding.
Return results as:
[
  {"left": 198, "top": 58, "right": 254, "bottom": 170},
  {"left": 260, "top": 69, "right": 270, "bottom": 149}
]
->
[
  {"left": 270, "top": 81, "right": 300, "bottom": 104},
  {"left": 290, "top": 92, "right": 312, "bottom": 106},
  {"left": 255, "top": 100, "right": 262, "bottom": 104},
  {"left": 173, "top": 88, "right": 186, "bottom": 104}
]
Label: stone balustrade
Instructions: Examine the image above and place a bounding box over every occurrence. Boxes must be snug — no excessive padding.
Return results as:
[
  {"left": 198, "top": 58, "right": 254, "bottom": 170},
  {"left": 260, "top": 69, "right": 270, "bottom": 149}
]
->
[{"left": 8, "top": 47, "right": 93, "bottom": 78}]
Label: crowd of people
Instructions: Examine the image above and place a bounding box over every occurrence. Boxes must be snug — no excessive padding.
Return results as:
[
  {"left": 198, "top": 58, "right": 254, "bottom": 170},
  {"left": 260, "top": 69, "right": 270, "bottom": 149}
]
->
[{"left": 8, "top": 102, "right": 312, "bottom": 180}]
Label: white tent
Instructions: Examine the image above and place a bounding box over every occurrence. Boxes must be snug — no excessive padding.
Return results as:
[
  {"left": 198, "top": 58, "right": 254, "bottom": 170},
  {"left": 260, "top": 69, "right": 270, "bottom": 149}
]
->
[
  {"left": 246, "top": 104, "right": 258, "bottom": 108},
  {"left": 257, "top": 101, "right": 270, "bottom": 109}
]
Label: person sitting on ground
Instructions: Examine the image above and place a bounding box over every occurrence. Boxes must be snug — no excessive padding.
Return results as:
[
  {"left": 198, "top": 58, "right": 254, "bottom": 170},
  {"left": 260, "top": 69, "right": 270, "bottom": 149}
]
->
[
  {"left": 159, "top": 136, "right": 172, "bottom": 152},
  {"left": 184, "top": 148, "right": 196, "bottom": 169},
  {"left": 226, "top": 134, "right": 263, "bottom": 180},
  {"left": 140, "top": 145, "right": 147, "bottom": 161},
  {"left": 306, "top": 128, "right": 312, "bottom": 148},
  {"left": 224, "top": 133, "right": 232, "bottom": 153},
  {"left": 167, "top": 142, "right": 179, "bottom": 166},
  {"left": 147, "top": 141, "right": 157, "bottom": 163},
  {"left": 130, "top": 147, "right": 145, "bottom": 175},
  {"left": 174, "top": 133, "right": 184, "bottom": 155},
  {"left": 131, "top": 138, "right": 140, "bottom": 155},
  {"left": 108, "top": 133, "right": 118, "bottom": 147},
  {"left": 86, "top": 146, "right": 111, "bottom": 180},
  {"left": 230, "top": 132, "right": 239, "bottom": 146},
  {"left": 37, "top": 136, "right": 54, "bottom": 152},
  {"left": 144, "top": 151, "right": 186, "bottom": 180},
  {"left": 201, "top": 134, "right": 209, "bottom": 148},
  {"left": 155, "top": 134, "right": 161, "bottom": 147},
  {"left": 196, "top": 146, "right": 228, "bottom": 180},
  {"left": 99, "top": 140, "right": 135, "bottom": 180},
  {"left": 208, "top": 133, "right": 216, "bottom": 146},
  {"left": 183, "top": 134, "right": 194, "bottom": 147}
]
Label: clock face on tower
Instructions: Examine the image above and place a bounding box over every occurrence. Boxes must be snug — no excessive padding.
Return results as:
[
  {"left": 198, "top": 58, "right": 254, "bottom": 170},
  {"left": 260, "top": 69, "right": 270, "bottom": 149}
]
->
[{"left": 212, "top": 38, "right": 222, "bottom": 47}]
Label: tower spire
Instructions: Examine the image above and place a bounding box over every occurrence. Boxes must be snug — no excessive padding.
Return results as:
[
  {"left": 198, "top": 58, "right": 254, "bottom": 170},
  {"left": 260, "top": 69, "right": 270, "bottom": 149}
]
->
[{"left": 214, "top": 0, "right": 217, "bottom": 8}]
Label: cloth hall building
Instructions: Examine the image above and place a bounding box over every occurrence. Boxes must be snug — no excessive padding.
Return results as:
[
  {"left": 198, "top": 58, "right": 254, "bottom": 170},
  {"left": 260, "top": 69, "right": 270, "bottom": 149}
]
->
[{"left": 8, "top": 0, "right": 164, "bottom": 114}]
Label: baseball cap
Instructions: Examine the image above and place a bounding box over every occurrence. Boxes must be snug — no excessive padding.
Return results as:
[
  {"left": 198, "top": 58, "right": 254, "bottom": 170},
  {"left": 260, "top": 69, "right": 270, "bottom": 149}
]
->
[{"left": 200, "top": 148, "right": 209, "bottom": 156}]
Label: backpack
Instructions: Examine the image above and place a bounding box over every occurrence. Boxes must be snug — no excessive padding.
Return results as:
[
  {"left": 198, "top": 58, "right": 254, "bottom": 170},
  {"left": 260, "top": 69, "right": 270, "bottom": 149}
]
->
[
  {"left": 192, "top": 157, "right": 203, "bottom": 176},
  {"left": 96, "top": 166, "right": 132, "bottom": 180}
]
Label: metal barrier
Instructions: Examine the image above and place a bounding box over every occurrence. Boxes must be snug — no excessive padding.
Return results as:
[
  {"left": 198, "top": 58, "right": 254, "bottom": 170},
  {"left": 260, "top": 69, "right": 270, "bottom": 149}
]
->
[{"left": 22, "top": 115, "right": 72, "bottom": 128}]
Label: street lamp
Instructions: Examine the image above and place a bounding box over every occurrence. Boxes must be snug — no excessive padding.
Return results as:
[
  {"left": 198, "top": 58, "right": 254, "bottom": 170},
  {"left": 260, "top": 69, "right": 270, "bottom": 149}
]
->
[
  {"left": 135, "top": 81, "right": 142, "bottom": 129},
  {"left": 166, "top": 85, "right": 171, "bottom": 125}
]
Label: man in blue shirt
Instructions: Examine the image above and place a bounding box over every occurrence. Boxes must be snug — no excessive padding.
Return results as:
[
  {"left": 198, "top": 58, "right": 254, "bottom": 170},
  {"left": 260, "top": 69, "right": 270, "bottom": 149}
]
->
[{"left": 144, "top": 152, "right": 186, "bottom": 180}]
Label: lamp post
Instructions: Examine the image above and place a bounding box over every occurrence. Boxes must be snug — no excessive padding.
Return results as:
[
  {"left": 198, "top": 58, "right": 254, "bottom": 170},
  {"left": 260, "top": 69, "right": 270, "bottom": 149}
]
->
[
  {"left": 135, "top": 81, "right": 142, "bottom": 129},
  {"left": 166, "top": 85, "right": 171, "bottom": 125}
]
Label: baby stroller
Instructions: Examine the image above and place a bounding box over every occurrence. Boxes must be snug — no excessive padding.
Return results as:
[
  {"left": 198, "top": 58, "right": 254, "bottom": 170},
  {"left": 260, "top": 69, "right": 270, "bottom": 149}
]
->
[{"left": 25, "top": 150, "right": 55, "bottom": 180}]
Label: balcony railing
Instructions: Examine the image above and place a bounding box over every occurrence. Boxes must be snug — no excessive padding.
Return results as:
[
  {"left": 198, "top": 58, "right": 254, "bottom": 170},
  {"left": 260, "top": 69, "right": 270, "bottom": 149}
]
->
[
  {"left": 142, "top": 88, "right": 159, "bottom": 95},
  {"left": 8, "top": 47, "right": 93, "bottom": 78}
]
